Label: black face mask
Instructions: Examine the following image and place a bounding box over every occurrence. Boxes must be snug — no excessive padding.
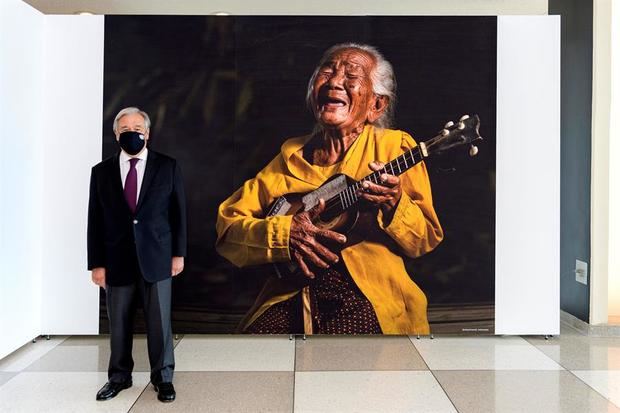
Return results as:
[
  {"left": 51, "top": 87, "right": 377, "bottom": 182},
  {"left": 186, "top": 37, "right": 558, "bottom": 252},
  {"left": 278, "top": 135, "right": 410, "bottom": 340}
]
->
[{"left": 118, "top": 131, "right": 146, "bottom": 155}]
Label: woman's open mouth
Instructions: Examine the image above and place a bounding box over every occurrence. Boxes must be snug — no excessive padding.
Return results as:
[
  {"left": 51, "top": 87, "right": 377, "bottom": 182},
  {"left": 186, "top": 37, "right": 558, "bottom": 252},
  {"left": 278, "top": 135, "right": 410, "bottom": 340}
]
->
[{"left": 318, "top": 94, "right": 348, "bottom": 111}]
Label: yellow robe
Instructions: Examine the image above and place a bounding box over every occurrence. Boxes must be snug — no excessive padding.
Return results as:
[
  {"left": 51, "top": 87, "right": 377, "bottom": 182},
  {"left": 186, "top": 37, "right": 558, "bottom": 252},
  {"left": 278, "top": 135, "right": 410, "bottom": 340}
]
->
[{"left": 216, "top": 125, "right": 443, "bottom": 334}]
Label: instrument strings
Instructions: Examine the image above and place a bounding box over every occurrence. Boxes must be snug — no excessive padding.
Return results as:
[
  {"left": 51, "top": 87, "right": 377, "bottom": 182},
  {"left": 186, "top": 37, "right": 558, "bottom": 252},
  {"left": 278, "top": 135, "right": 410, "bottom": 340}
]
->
[{"left": 320, "top": 147, "right": 423, "bottom": 216}]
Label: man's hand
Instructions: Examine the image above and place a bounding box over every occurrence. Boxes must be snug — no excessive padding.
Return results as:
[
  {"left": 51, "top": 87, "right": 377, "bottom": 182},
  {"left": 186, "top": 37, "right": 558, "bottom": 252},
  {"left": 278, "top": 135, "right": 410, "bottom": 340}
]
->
[
  {"left": 357, "top": 161, "right": 403, "bottom": 223},
  {"left": 171, "top": 256, "right": 184, "bottom": 276},
  {"left": 91, "top": 267, "right": 106, "bottom": 289},
  {"left": 289, "top": 199, "right": 347, "bottom": 279}
]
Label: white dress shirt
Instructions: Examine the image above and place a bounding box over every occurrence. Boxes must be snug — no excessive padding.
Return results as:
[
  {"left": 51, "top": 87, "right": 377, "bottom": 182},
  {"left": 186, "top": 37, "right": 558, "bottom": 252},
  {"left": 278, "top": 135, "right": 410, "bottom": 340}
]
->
[{"left": 119, "top": 148, "right": 148, "bottom": 205}]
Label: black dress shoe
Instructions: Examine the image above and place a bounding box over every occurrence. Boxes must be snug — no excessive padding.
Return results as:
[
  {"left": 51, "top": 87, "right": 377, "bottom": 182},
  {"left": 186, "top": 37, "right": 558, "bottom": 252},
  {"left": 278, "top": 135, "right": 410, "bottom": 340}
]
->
[
  {"left": 96, "top": 380, "right": 132, "bottom": 401},
  {"left": 153, "top": 382, "right": 176, "bottom": 402}
]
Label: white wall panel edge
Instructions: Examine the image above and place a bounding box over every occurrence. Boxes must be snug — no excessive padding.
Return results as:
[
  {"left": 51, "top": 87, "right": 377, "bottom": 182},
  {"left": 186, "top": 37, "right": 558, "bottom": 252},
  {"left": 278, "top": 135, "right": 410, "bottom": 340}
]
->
[
  {"left": 495, "top": 16, "right": 561, "bottom": 335},
  {"left": 40, "top": 15, "right": 105, "bottom": 335}
]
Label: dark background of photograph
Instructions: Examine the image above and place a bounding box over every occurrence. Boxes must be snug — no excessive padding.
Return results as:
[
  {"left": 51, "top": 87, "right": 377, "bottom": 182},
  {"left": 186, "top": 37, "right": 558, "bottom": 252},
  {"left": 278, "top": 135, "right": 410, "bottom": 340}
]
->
[{"left": 100, "top": 16, "right": 496, "bottom": 334}]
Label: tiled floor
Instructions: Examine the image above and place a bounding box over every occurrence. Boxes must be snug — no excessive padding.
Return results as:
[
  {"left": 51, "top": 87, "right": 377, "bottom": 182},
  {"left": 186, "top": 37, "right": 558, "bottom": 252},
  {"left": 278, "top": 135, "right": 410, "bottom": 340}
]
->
[{"left": 1, "top": 324, "right": 619, "bottom": 412}]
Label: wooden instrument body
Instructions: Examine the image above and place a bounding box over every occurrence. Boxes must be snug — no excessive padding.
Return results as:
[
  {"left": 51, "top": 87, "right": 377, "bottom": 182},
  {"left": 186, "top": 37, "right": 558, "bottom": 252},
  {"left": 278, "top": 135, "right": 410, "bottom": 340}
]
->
[
  {"left": 268, "top": 173, "right": 358, "bottom": 231},
  {"left": 267, "top": 173, "right": 361, "bottom": 283}
]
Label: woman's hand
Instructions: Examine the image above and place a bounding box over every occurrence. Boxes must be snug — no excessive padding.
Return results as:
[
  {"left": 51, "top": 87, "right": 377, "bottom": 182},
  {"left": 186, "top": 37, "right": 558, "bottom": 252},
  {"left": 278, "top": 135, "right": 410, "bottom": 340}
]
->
[
  {"left": 289, "top": 199, "right": 347, "bottom": 279},
  {"left": 357, "top": 161, "right": 402, "bottom": 224}
]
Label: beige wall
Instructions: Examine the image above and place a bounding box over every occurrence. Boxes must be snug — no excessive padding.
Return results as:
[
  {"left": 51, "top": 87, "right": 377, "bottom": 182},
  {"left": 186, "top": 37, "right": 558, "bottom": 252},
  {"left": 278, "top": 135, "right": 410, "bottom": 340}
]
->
[
  {"left": 591, "top": 0, "right": 613, "bottom": 324},
  {"left": 607, "top": 0, "right": 620, "bottom": 318}
]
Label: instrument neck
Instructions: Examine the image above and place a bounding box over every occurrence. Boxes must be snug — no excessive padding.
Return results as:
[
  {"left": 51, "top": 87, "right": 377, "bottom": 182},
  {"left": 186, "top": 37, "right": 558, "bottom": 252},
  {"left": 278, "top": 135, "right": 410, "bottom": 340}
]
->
[{"left": 324, "top": 146, "right": 425, "bottom": 215}]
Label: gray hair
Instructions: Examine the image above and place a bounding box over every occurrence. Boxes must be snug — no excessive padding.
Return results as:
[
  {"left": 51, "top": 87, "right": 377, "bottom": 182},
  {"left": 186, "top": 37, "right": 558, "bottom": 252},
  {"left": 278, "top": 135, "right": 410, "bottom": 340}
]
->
[
  {"left": 112, "top": 107, "right": 151, "bottom": 134},
  {"left": 306, "top": 43, "right": 397, "bottom": 129}
]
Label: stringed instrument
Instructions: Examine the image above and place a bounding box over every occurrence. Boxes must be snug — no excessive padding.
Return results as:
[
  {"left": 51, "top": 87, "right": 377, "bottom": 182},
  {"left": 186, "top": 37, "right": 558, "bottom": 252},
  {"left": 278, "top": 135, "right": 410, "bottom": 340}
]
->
[{"left": 267, "top": 114, "right": 483, "bottom": 283}]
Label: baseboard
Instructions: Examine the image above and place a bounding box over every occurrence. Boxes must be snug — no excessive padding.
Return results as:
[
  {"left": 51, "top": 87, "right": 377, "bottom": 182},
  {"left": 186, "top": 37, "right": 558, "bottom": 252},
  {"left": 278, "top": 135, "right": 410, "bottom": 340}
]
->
[{"left": 561, "top": 310, "right": 620, "bottom": 337}]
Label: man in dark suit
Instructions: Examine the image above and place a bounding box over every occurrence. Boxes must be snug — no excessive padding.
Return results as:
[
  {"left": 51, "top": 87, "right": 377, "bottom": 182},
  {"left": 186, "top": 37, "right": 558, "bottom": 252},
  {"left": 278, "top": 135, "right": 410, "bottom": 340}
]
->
[{"left": 88, "top": 106, "right": 187, "bottom": 403}]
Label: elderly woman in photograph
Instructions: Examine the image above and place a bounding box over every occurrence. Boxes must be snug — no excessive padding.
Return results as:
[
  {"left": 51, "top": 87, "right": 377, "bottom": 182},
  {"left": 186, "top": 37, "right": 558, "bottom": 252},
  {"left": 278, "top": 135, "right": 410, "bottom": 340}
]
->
[{"left": 216, "top": 43, "right": 443, "bottom": 335}]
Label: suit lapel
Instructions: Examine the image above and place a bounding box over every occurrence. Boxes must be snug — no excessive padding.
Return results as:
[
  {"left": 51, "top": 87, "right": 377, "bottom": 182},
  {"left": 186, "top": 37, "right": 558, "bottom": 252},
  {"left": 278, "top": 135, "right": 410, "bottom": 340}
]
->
[{"left": 136, "top": 150, "right": 160, "bottom": 213}]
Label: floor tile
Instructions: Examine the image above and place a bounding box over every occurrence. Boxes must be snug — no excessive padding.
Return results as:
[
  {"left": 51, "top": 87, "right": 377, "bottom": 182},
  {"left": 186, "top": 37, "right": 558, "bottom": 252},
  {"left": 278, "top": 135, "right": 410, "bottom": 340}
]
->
[
  {"left": 129, "top": 371, "right": 293, "bottom": 412},
  {"left": 294, "top": 371, "right": 456, "bottom": 413},
  {"left": 558, "top": 322, "right": 584, "bottom": 336},
  {"left": 174, "top": 335, "right": 294, "bottom": 371},
  {"left": 0, "top": 371, "right": 149, "bottom": 413},
  {"left": 26, "top": 335, "right": 151, "bottom": 372},
  {"left": 0, "top": 372, "right": 16, "bottom": 388},
  {"left": 296, "top": 335, "right": 428, "bottom": 371},
  {"left": 0, "top": 336, "right": 68, "bottom": 372},
  {"left": 412, "top": 336, "right": 563, "bottom": 370},
  {"left": 61, "top": 335, "right": 184, "bottom": 348},
  {"left": 525, "top": 333, "right": 620, "bottom": 370},
  {"left": 434, "top": 370, "right": 620, "bottom": 413},
  {"left": 573, "top": 370, "right": 620, "bottom": 408}
]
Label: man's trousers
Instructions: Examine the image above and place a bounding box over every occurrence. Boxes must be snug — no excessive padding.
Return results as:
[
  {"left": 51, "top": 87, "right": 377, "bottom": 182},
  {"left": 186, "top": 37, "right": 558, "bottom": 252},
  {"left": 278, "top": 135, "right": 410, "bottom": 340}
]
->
[{"left": 105, "top": 277, "right": 174, "bottom": 384}]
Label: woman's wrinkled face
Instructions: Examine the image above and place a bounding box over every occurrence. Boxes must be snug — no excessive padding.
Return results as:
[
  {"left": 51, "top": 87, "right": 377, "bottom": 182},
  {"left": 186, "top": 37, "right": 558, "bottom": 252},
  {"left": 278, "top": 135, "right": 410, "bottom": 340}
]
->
[{"left": 311, "top": 49, "right": 378, "bottom": 133}]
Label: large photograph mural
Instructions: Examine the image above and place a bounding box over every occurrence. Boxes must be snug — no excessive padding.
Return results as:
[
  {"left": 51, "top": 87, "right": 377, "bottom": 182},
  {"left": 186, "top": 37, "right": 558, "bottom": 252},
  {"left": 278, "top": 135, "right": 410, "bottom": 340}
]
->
[{"left": 101, "top": 16, "right": 496, "bottom": 334}]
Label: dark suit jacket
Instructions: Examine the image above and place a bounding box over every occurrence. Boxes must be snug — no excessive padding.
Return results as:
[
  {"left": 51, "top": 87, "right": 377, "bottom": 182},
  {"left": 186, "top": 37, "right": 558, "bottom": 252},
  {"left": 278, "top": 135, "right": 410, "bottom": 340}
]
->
[{"left": 87, "top": 150, "right": 187, "bottom": 286}]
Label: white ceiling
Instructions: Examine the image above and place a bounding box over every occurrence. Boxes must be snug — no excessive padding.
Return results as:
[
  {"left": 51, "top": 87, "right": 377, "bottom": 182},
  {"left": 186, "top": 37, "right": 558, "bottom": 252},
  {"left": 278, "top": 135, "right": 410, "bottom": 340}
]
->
[{"left": 21, "top": 0, "right": 548, "bottom": 15}]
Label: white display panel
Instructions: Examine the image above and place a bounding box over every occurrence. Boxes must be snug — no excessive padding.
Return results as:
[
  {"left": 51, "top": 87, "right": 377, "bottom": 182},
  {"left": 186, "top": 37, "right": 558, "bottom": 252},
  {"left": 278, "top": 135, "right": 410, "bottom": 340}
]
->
[
  {"left": 0, "top": 14, "right": 561, "bottom": 351},
  {"left": 0, "top": 0, "right": 45, "bottom": 360},
  {"left": 0, "top": 7, "right": 104, "bottom": 359},
  {"left": 39, "top": 15, "right": 104, "bottom": 334},
  {"left": 495, "top": 16, "right": 561, "bottom": 334}
]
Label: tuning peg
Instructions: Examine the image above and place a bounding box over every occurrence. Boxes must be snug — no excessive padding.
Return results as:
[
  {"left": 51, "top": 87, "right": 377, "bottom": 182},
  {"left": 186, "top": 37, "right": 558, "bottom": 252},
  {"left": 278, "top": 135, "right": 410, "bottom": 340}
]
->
[
  {"left": 441, "top": 129, "right": 449, "bottom": 136},
  {"left": 469, "top": 145, "right": 479, "bottom": 157},
  {"left": 444, "top": 121, "right": 454, "bottom": 128},
  {"left": 458, "top": 122, "right": 465, "bottom": 130},
  {"left": 459, "top": 114, "right": 470, "bottom": 121}
]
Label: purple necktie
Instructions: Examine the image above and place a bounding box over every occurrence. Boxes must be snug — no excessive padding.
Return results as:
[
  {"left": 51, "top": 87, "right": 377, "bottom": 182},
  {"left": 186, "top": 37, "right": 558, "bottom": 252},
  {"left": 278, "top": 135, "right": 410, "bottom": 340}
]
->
[{"left": 124, "top": 158, "right": 139, "bottom": 214}]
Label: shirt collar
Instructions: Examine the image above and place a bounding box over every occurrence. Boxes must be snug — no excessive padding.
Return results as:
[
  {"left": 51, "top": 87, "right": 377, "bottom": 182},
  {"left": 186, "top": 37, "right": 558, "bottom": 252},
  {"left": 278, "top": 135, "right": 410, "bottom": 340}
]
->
[{"left": 120, "top": 147, "right": 149, "bottom": 164}]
